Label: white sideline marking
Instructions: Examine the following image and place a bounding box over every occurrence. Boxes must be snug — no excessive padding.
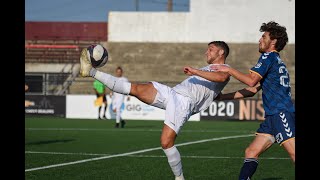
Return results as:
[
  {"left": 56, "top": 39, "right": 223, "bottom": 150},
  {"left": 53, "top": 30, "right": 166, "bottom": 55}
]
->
[
  {"left": 25, "top": 151, "right": 290, "bottom": 160},
  {"left": 26, "top": 128, "right": 252, "bottom": 133},
  {"left": 25, "top": 151, "right": 111, "bottom": 156},
  {"left": 130, "top": 155, "right": 290, "bottom": 160},
  {"left": 25, "top": 134, "right": 253, "bottom": 172}
]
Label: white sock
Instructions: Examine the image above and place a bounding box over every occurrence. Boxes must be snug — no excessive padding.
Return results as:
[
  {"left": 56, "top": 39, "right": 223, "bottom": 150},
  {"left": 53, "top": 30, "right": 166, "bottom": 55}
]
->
[
  {"left": 116, "top": 107, "right": 121, "bottom": 123},
  {"left": 163, "top": 146, "right": 183, "bottom": 177},
  {"left": 175, "top": 173, "right": 185, "bottom": 180},
  {"left": 91, "top": 69, "right": 131, "bottom": 95}
]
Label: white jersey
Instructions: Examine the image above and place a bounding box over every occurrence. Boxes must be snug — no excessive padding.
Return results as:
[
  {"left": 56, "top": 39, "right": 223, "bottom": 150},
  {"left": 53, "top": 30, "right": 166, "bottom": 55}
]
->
[
  {"left": 172, "top": 64, "right": 230, "bottom": 113},
  {"left": 112, "top": 77, "right": 129, "bottom": 109}
]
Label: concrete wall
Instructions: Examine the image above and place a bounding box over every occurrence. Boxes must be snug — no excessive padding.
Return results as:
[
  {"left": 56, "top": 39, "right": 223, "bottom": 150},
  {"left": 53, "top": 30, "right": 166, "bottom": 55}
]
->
[{"left": 108, "top": 0, "right": 295, "bottom": 43}]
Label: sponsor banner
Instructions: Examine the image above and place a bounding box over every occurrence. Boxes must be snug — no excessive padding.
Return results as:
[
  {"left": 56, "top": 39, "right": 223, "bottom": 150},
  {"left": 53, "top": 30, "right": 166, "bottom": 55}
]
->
[
  {"left": 66, "top": 95, "right": 200, "bottom": 121},
  {"left": 200, "top": 99, "right": 265, "bottom": 121},
  {"left": 25, "top": 95, "right": 66, "bottom": 117},
  {"left": 66, "top": 95, "right": 100, "bottom": 119}
]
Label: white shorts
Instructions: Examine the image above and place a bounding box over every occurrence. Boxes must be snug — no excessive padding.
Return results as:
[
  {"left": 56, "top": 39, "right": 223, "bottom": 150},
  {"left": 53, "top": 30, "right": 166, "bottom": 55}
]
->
[{"left": 151, "top": 81, "right": 195, "bottom": 134}]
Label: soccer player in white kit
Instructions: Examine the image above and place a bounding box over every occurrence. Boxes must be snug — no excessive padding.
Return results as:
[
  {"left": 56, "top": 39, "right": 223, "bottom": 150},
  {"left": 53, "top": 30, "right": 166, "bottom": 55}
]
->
[
  {"left": 110, "top": 66, "right": 129, "bottom": 128},
  {"left": 80, "top": 41, "right": 231, "bottom": 180}
]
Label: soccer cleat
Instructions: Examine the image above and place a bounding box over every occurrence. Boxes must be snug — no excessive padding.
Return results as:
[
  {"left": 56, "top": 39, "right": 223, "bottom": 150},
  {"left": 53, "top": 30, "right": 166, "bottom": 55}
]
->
[
  {"left": 121, "top": 120, "right": 126, "bottom": 128},
  {"left": 115, "top": 123, "right": 119, "bottom": 128},
  {"left": 79, "top": 48, "right": 92, "bottom": 77}
]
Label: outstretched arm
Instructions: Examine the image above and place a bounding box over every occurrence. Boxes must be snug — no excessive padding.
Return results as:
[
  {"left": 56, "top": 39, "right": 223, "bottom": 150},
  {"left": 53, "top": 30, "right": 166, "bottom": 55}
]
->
[
  {"left": 211, "top": 65, "right": 261, "bottom": 87},
  {"left": 183, "top": 66, "right": 230, "bottom": 82},
  {"left": 215, "top": 83, "right": 262, "bottom": 100}
]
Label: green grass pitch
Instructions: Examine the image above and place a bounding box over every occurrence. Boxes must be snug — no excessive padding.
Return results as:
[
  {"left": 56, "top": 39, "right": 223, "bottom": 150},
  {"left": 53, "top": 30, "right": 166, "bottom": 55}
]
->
[{"left": 25, "top": 117, "right": 294, "bottom": 180}]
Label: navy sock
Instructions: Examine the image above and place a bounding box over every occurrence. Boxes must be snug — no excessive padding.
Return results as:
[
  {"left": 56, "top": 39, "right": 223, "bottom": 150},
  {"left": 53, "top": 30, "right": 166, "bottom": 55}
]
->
[{"left": 239, "top": 158, "right": 258, "bottom": 180}]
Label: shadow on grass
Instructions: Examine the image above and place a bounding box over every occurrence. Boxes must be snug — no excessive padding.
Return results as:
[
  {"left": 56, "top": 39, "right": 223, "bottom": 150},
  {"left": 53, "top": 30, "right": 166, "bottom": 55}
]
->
[
  {"left": 261, "top": 178, "right": 283, "bottom": 180},
  {"left": 26, "top": 139, "right": 75, "bottom": 145}
]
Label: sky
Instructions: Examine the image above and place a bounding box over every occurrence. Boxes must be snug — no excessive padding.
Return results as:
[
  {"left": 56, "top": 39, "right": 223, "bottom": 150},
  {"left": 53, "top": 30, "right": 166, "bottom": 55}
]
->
[{"left": 25, "top": 0, "right": 190, "bottom": 22}]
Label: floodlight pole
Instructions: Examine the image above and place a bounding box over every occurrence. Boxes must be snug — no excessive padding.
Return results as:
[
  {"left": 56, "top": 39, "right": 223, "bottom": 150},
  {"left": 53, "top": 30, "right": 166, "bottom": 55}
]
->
[
  {"left": 135, "top": 0, "right": 139, "bottom": 11},
  {"left": 167, "top": 0, "right": 173, "bottom": 12}
]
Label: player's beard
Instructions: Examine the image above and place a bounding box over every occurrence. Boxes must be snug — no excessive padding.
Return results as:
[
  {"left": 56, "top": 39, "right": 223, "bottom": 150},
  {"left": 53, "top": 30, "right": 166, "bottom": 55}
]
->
[
  {"left": 206, "top": 57, "right": 211, "bottom": 64},
  {"left": 207, "top": 56, "right": 216, "bottom": 64},
  {"left": 258, "top": 48, "right": 263, "bottom": 53},
  {"left": 258, "top": 44, "right": 265, "bottom": 53}
]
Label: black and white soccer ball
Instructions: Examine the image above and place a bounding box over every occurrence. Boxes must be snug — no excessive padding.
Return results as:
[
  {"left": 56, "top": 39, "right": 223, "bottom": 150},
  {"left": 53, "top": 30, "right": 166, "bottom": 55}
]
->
[{"left": 87, "top": 44, "right": 108, "bottom": 68}]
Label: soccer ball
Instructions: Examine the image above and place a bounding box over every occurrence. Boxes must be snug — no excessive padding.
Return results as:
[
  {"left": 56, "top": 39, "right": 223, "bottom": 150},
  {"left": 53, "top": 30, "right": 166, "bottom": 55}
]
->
[{"left": 87, "top": 44, "right": 108, "bottom": 68}]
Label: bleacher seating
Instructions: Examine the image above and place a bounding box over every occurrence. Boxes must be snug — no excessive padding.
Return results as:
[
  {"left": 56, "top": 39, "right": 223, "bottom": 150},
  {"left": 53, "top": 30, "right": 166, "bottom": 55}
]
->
[
  {"left": 25, "top": 40, "right": 105, "bottom": 63},
  {"left": 25, "top": 22, "right": 108, "bottom": 64}
]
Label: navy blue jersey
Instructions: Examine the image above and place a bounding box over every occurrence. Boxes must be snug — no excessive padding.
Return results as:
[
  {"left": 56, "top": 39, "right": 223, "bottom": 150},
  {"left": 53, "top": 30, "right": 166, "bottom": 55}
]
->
[{"left": 250, "top": 51, "right": 295, "bottom": 115}]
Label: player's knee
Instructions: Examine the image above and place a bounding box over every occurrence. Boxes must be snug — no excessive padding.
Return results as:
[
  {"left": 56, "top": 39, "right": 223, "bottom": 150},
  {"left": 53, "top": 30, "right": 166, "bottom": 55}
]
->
[
  {"left": 130, "top": 84, "right": 138, "bottom": 95},
  {"left": 131, "top": 84, "right": 144, "bottom": 96},
  {"left": 160, "top": 137, "right": 174, "bottom": 149},
  {"left": 291, "top": 155, "right": 295, "bottom": 163},
  {"left": 244, "top": 147, "right": 259, "bottom": 158},
  {"left": 287, "top": 150, "right": 295, "bottom": 162},
  {"left": 290, "top": 152, "right": 295, "bottom": 162}
]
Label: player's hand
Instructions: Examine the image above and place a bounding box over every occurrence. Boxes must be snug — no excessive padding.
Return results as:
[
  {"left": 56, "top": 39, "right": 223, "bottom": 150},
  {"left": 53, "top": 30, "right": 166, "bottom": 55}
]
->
[
  {"left": 183, "top": 66, "right": 197, "bottom": 76},
  {"left": 210, "top": 64, "right": 230, "bottom": 72}
]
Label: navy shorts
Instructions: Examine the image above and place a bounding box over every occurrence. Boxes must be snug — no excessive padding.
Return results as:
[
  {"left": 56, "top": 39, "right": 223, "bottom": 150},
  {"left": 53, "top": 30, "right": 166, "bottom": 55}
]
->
[{"left": 257, "top": 111, "right": 295, "bottom": 145}]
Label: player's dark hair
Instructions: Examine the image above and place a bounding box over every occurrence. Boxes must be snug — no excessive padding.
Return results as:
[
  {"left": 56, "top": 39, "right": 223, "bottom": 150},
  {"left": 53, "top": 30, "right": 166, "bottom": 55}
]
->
[
  {"left": 260, "top": 21, "right": 288, "bottom": 52},
  {"left": 116, "top": 66, "right": 123, "bottom": 72},
  {"left": 208, "top": 41, "right": 229, "bottom": 59}
]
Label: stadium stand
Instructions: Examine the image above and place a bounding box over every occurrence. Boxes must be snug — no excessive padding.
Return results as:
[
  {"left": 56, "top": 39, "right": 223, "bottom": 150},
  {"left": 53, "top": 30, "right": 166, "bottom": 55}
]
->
[
  {"left": 25, "top": 22, "right": 107, "bottom": 63},
  {"left": 25, "top": 22, "right": 294, "bottom": 100},
  {"left": 25, "top": 22, "right": 108, "bottom": 95}
]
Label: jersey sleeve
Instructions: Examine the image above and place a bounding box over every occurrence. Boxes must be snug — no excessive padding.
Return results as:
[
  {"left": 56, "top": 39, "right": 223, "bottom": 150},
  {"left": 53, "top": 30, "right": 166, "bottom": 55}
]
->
[{"left": 250, "top": 53, "right": 272, "bottom": 78}]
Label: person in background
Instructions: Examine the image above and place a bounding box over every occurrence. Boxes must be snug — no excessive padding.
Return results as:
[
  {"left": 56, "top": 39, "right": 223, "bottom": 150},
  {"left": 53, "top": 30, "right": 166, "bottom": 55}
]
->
[
  {"left": 93, "top": 79, "right": 108, "bottom": 119},
  {"left": 109, "top": 66, "right": 130, "bottom": 128},
  {"left": 25, "top": 84, "right": 29, "bottom": 91}
]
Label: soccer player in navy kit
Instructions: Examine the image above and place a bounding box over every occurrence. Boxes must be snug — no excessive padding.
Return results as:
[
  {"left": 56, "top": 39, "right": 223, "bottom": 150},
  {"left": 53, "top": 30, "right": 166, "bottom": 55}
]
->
[{"left": 212, "top": 21, "right": 295, "bottom": 180}]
